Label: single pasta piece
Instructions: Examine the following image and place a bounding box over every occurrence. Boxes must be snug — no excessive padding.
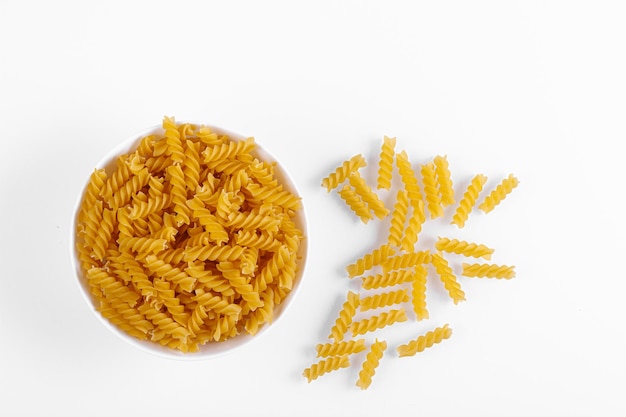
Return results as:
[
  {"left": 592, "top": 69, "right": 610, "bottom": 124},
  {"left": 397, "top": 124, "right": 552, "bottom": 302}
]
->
[
  {"left": 302, "top": 354, "right": 350, "bottom": 383},
  {"left": 401, "top": 199, "right": 426, "bottom": 253},
  {"left": 387, "top": 189, "right": 409, "bottom": 248},
  {"left": 434, "top": 155, "right": 455, "bottom": 207},
  {"left": 359, "top": 288, "right": 409, "bottom": 312},
  {"left": 328, "top": 291, "right": 360, "bottom": 341},
  {"left": 396, "top": 324, "right": 453, "bottom": 357},
  {"left": 377, "top": 136, "right": 396, "bottom": 190},
  {"left": 451, "top": 174, "right": 487, "bottom": 228},
  {"left": 338, "top": 184, "right": 374, "bottom": 224},
  {"left": 411, "top": 265, "right": 429, "bottom": 321},
  {"left": 435, "top": 237, "right": 494, "bottom": 260},
  {"left": 348, "top": 172, "right": 390, "bottom": 219},
  {"left": 478, "top": 174, "right": 519, "bottom": 214},
  {"left": 321, "top": 154, "right": 367, "bottom": 192},
  {"left": 361, "top": 269, "right": 414, "bottom": 290},
  {"left": 315, "top": 339, "right": 367, "bottom": 358},
  {"left": 381, "top": 250, "right": 431, "bottom": 273},
  {"left": 350, "top": 308, "right": 408, "bottom": 336},
  {"left": 356, "top": 339, "right": 387, "bottom": 390},
  {"left": 462, "top": 263, "right": 516, "bottom": 279},
  {"left": 431, "top": 252, "right": 465, "bottom": 304},
  {"left": 345, "top": 244, "right": 395, "bottom": 278},
  {"left": 421, "top": 162, "right": 444, "bottom": 219},
  {"left": 396, "top": 150, "right": 423, "bottom": 208}
]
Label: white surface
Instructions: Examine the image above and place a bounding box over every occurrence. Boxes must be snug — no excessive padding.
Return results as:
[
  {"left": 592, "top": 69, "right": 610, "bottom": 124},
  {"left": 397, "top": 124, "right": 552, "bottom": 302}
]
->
[{"left": 1, "top": 1, "right": 624, "bottom": 416}]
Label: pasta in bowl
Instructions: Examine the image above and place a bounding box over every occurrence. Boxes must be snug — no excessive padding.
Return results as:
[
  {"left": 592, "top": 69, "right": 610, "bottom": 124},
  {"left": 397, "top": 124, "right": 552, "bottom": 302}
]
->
[{"left": 70, "top": 117, "right": 308, "bottom": 359}]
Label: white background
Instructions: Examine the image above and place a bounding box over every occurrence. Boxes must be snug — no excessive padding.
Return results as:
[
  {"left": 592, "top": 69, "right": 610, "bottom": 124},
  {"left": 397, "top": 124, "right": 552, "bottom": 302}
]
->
[{"left": 1, "top": 1, "right": 625, "bottom": 416}]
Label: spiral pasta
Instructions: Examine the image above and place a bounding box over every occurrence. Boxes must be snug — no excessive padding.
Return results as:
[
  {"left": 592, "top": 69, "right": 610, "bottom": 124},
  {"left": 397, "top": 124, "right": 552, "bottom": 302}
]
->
[
  {"left": 377, "top": 136, "right": 396, "bottom": 190},
  {"left": 338, "top": 184, "right": 374, "bottom": 224},
  {"left": 345, "top": 244, "right": 395, "bottom": 278},
  {"left": 451, "top": 174, "right": 487, "bottom": 228},
  {"left": 350, "top": 308, "right": 408, "bottom": 336},
  {"left": 75, "top": 116, "right": 305, "bottom": 352},
  {"left": 478, "top": 174, "right": 519, "bottom": 214},
  {"left": 321, "top": 153, "right": 367, "bottom": 192},
  {"left": 396, "top": 324, "right": 453, "bottom": 357},
  {"left": 316, "top": 339, "right": 367, "bottom": 358},
  {"left": 360, "top": 269, "right": 415, "bottom": 290},
  {"left": 359, "top": 288, "right": 409, "bottom": 312},
  {"left": 435, "top": 237, "right": 494, "bottom": 260},
  {"left": 421, "top": 162, "right": 444, "bottom": 219},
  {"left": 356, "top": 339, "right": 387, "bottom": 390},
  {"left": 396, "top": 150, "right": 423, "bottom": 208},
  {"left": 411, "top": 264, "right": 429, "bottom": 321},
  {"left": 302, "top": 354, "right": 350, "bottom": 383},
  {"left": 328, "top": 291, "right": 360, "bottom": 341},
  {"left": 387, "top": 189, "right": 409, "bottom": 247},
  {"left": 461, "top": 263, "right": 516, "bottom": 279},
  {"left": 431, "top": 252, "right": 465, "bottom": 304},
  {"left": 348, "top": 172, "right": 389, "bottom": 220},
  {"left": 434, "top": 155, "right": 455, "bottom": 207}
]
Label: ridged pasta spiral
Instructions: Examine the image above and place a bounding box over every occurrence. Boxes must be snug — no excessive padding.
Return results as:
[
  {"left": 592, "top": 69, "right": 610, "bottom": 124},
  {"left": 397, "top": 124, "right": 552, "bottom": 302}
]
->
[
  {"left": 421, "top": 162, "right": 444, "bottom": 219},
  {"left": 360, "top": 269, "right": 415, "bottom": 290},
  {"left": 387, "top": 189, "right": 409, "bottom": 247},
  {"left": 316, "top": 339, "right": 367, "bottom": 358},
  {"left": 396, "top": 324, "right": 453, "bottom": 357},
  {"left": 321, "top": 153, "right": 367, "bottom": 192},
  {"left": 356, "top": 339, "right": 387, "bottom": 390},
  {"left": 162, "top": 116, "right": 185, "bottom": 164},
  {"left": 339, "top": 184, "right": 374, "bottom": 224},
  {"left": 350, "top": 309, "right": 408, "bottom": 336},
  {"left": 434, "top": 155, "right": 455, "bottom": 207},
  {"left": 411, "top": 264, "right": 429, "bottom": 321},
  {"left": 202, "top": 136, "right": 255, "bottom": 162},
  {"left": 435, "top": 237, "right": 494, "bottom": 260},
  {"left": 348, "top": 172, "right": 389, "bottom": 219},
  {"left": 431, "top": 252, "right": 466, "bottom": 304},
  {"left": 345, "top": 244, "right": 395, "bottom": 278},
  {"left": 401, "top": 199, "right": 426, "bottom": 253},
  {"left": 381, "top": 250, "right": 431, "bottom": 273},
  {"left": 328, "top": 291, "right": 360, "bottom": 341},
  {"left": 478, "top": 174, "right": 519, "bottom": 214},
  {"left": 461, "top": 263, "right": 516, "bottom": 279},
  {"left": 396, "top": 150, "right": 423, "bottom": 207},
  {"left": 302, "top": 354, "right": 350, "bottom": 383},
  {"left": 451, "top": 174, "right": 487, "bottom": 228},
  {"left": 359, "top": 288, "right": 409, "bottom": 312},
  {"left": 377, "top": 136, "right": 396, "bottom": 190}
]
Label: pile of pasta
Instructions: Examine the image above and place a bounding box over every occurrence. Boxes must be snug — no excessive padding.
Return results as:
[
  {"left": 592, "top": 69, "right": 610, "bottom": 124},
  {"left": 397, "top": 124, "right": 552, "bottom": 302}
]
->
[
  {"left": 75, "top": 116, "right": 304, "bottom": 353},
  {"left": 303, "top": 136, "right": 518, "bottom": 389}
]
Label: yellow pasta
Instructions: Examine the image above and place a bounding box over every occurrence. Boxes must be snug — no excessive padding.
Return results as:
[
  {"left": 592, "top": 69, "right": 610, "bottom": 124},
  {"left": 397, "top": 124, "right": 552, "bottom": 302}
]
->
[
  {"left": 431, "top": 252, "right": 465, "bottom": 304},
  {"left": 478, "top": 174, "right": 519, "bottom": 214},
  {"left": 338, "top": 184, "right": 374, "bottom": 224},
  {"left": 360, "top": 269, "right": 414, "bottom": 290},
  {"left": 75, "top": 116, "right": 305, "bottom": 352},
  {"left": 462, "top": 263, "right": 516, "bottom": 279},
  {"left": 435, "top": 237, "right": 494, "bottom": 260},
  {"left": 316, "top": 339, "right": 367, "bottom": 358},
  {"left": 451, "top": 174, "right": 487, "bottom": 228},
  {"left": 411, "top": 264, "right": 429, "bottom": 321},
  {"left": 395, "top": 150, "right": 423, "bottom": 208},
  {"left": 348, "top": 172, "right": 390, "bottom": 220},
  {"left": 356, "top": 339, "right": 387, "bottom": 390},
  {"left": 321, "top": 153, "right": 367, "bottom": 192},
  {"left": 302, "top": 354, "right": 350, "bottom": 383},
  {"left": 381, "top": 250, "right": 431, "bottom": 273},
  {"left": 387, "top": 189, "right": 409, "bottom": 247},
  {"left": 397, "top": 324, "right": 453, "bottom": 357},
  {"left": 433, "top": 155, "right": 455, "bottom": 207},
  {"left": 345, "top": 244, "right": 395, "bottom": 278},
  {"left": 350, "top": 308, "right": 408, "bottom": 336},
  {"left": 421, "top": 162, "right": 444, "bottom": 219},
  {"left": 359, "top": 288, "right": 409, "bottom": 312},
  {"left": 401, "top": 199, "right": 426, "bottom": 253},
  {"left": 328, "top": 291, "right": 360, "bottom": 341},
  {"left": 377, "top": 136, "right": 396, "bottom": 190}
]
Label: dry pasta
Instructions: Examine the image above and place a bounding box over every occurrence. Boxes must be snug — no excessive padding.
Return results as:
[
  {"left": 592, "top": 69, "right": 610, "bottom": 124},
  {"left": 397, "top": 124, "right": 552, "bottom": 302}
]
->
[
  {"left": 462, "top": 263, "right": 516, "bottom": 279},
  {"left": 377, "top": 136, "right": 396, "bottom": 190},
  {"left": 328, "top": 291, "right": 360, "bottom": 341},
  {"left": 338, "top": 184, "right": 374, "bottom": 224},
  {"left": 431, "top": 252, "right": 465, "bottom": 304},
  {"left": 360, "top": 269, "right": 414, "bottom": 290},
  {"left": 348, "top": 172, "right": 390, "bottom": 220},
  {"left": 396, "top": 324, "right": 453, "bottom": 357},
  {"left": 435, "top": 237, "right": 494, "bottom": 260},
  {"left": 350, "top": 308, "right": 408, "bottom": 336},
  {"left": 359, "top": 288, "right": 409, "bottom": 312},
  {"left": 451, "top": 174, "right": 487, "bottom": 228},
  {"left": 356, "top": 339, "right": 387, "bottom": 390},
  {"left": 302, "top": 354, "right": 350, "bottom": 383},
  {"left": 75, "top": 116, "right": 305, "bottom": 353},
  {"left": 421, "top": 162, "right": 444, "bottom": 219},
  {"left": 321, "top": 154, "right": 367, "bottom": 192},
  {"left": 478, "top": 174, "right": 519, "bottom": 214},
  {"left": 387, "top": 189, "right": 409, "bottom": 248},
  {"left": 316, "top": 339, "right": 367, "bottom": 358},
  {"left": 434, "top": 155, "right": 455, "bottom": 207},
  {"left": 411, "top": 264, "right": 429, "bottom": 321},
  {"left": 345, "top": 244, "right": 395, "bottom": 278}
]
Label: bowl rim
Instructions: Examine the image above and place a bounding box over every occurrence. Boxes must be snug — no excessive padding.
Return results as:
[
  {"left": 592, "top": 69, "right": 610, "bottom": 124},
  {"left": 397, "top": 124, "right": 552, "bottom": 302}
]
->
[{"left": 69, "top": 121, "right": 309, "bottom": 360}]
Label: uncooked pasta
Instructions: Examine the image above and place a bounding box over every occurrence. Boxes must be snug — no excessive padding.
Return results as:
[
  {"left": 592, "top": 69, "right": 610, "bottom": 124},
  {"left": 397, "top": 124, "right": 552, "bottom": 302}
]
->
[
  {"left": 321, "top": 154, "right": 367, "bottom": 192},
  {"left": 356, "top": 339, "right": 387, "bottom": 390},
  {"left": 435, "top": 237, "right": 494, "bottom": 260},
  {"left": 478, "top": 174, "right": 519, "bottom": 214},
  {"left": 462, "top": 263, "right": 516, "bottom": 279},
  {"left": 396, "top": 324, "right": 453, "bottom": 357},
  {"left": 377, "top": 136, "right": 396, "bottom": 190},
  {"left": 451, "top": 174, "right": 487, "bottom": 228}
]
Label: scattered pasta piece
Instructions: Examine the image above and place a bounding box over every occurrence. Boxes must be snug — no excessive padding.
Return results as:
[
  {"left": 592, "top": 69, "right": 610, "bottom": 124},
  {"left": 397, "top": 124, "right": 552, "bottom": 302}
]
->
[
  {"left": 478, "top": 174, "right": 519, "bottom": 214},
  {"left": 396, "top": 150, "right": 423, "bottom": 208},
  {"left": 381, "top": 250, "right": 431, "bottom": 273},
  {"left": 316, "top": 339, "right": 367, "bottom": 358},
  {"left": 434, "top": 155, "right": 455, "bottom": 207},
  {"left": 462, "top": 263, "right": 516, "bottom": 279},
  {"left": 397, "top": 324, "right": 453, "bottom": 357},
  {"left": 359, "top": 289, "right": 409, "bottom": 312},
  {"left": 349, "top": 172, "right": 390, "bottom": 220},
  {"left": 356, "top": 339, "right": 387, "bottom": 390},
  {"left": 361, "top": 269, "right": 415, "bottom": 290},
  {"left": 411, "top": 265, "right": 429, "bottom": 321},
  {"left": 421, "top": 162, "right": 444, "bottom": 219},
  {"left": 401, "top": 200, "right": 426, "bottom": 253},
  {"left": 435, "top": 237, "right": 494, "bottom": 260},
  {"left": 328, "top": 291, "right": 360, "bottom": 341},
  {"left": 451, "top": 174, "right": 487, "bottom": 228},
  {"left": 321, "top": 154, "right": 367, "bottom": 192},
  {"left": 345, "top": 244, "right": 395, "bottom": 278},
  {"left": 377, "top": 136, "right": 396, "bottom": 190},
  {"left": 350, "top": 309, "right": 408, "bottom": 336},
  {"left": 387, "top": 189, "right": 409, "bottom": 248},
  {"left": 431, "top": 252, "right": 466, "bottom": 304},
  {"left": 338, "top": 184, "right": 374, "bottom": 224},
  {"left": 303, "top": 354, "right": 351, "bottom": 383}
]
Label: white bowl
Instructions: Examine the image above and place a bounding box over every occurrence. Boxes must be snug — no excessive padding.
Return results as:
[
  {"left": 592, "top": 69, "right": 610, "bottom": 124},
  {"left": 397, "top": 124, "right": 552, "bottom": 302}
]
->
[{"left": 70, "top": 122, "right": 308, "bottom": 360}]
